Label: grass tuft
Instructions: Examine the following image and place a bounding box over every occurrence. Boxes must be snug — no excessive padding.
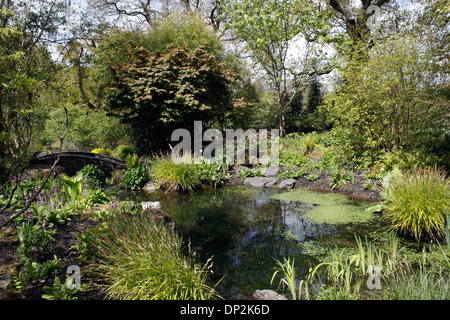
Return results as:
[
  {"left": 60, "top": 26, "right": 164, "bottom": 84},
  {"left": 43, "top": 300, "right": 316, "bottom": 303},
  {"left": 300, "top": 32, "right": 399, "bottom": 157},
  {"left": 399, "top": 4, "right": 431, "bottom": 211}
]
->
[{"left": 383, "top": 166, "right": 450, "bottom": 242}]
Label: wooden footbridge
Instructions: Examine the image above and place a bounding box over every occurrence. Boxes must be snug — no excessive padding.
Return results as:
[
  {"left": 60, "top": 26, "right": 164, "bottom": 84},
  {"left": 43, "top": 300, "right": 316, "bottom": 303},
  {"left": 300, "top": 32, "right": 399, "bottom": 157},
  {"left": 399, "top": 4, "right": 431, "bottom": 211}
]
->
[{"left": 27, "top": 151, "right": 126, "bottom": 177}]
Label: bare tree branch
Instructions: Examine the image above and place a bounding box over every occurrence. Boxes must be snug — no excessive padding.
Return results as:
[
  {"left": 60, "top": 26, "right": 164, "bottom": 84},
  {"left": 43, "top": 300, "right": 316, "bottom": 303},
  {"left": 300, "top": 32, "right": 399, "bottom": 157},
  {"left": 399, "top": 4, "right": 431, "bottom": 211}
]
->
[{"left": 0, "top": 108, "right": 69, "bottom": 229}]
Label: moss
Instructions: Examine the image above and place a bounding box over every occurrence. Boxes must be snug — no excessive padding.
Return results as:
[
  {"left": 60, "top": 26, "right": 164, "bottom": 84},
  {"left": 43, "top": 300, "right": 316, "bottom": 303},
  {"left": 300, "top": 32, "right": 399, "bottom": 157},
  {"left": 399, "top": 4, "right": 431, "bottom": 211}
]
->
[{"left": 271, "top": 188, "right": 377, "bottom": 224}]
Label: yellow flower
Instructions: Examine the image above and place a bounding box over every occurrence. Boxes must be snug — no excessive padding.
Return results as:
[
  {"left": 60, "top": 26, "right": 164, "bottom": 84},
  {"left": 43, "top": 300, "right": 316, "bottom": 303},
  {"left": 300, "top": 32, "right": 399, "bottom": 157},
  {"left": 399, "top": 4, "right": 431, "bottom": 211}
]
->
[{"left": 91, "top": 148, "right": 112, "bottom": 155}]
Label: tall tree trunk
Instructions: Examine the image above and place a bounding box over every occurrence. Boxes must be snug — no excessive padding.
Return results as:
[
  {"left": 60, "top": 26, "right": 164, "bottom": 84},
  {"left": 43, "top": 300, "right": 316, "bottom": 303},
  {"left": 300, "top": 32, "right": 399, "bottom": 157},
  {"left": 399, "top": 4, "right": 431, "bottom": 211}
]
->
[{"left": 277, "top": 89, "right": 286, "bottom": 137}]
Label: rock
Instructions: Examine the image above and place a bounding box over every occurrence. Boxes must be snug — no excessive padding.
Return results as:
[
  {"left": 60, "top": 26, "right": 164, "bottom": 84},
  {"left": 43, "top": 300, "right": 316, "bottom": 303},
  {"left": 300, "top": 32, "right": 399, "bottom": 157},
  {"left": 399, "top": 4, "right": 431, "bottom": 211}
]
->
[
  {"left": 0, "top": 274, "right": 10, "bottom": 290},
  {"left": 262, "top": 166, "right": 279, "bottom": 177},
  {"left": 252, "top": 289, "right": 288, "bottom": 300},
  {"left": 140, "top": 201, "right": 175, "bottom": 228},
  {"left": 279, "top": 179, "right": 296, "bottom": 190},
  {"left": 141, "top": 201, "right": 161, "bottom": 211},
  {"left": 142, "top": 181, "right": 158, "bottom": 193},
  {"left": 243, "top": 177, "right": 277, "bottom": 188}
]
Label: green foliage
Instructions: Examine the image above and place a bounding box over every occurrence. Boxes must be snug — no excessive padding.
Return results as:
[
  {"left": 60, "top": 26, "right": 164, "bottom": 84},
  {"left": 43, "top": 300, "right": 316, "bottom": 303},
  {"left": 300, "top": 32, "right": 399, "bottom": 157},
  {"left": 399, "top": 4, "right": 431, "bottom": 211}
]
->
[
  {"left": 38, "top": 103, "right": 129, "bottom": 151},
  {"left": 364, "top": 179, "right": 375, "bottom": 191},
  {"left": 278, "top": 168, "right": 306, "bottom": 179},
  {"left": 278, "top": 133, "right": 317, "bottom": 167},
  {"left": 16, "top": 221, "right": 55, "bottom": 263},
  {"left": 328, "top": 167, "right": 350, "bottom": 190},
  {"left": 380, "top": 148, "right": 441, "bottom": 172},
  {"left": 122, "top": 156, "right": 150, "bottom": 190},
  {"left": 238, "top": 167, "right": 267, "bottom": 178},
  {"left": 195, "top": 157, "right": 227, "bottom": 187},
  {"left": 83, "top": 211, "right": 216, "bottom": 300},
  {"left": 77, "top": 164, "right": 106, "bottom": 189},
  {"left": 60, "top": 174, "right": 88, "bottom": 214},
  {"left": 86, "top": 188, "right": 112, "bottom": 207},
  {"left": 307, "top": 173, "right": 318, "bottom": 182},
  {"left": 122, "top": 166, "right": 150, "bottom": 190},
  {"left": 0, "top": 1, "right": 64, "bottom": 163},
  {"left": 14, "top": 257, "right": 63, "bottom": 289},
  {"left": 42, "top": 276, "right": 89, "bottom": 300},
  {"left": 151, "top": 154, "right": 200, "bottom": 192},
  {"left": 104, "top": 44, "right": 236, "bottom": 153},
  {"left": 271, "top": 257, "right": 300, "bottom": 300},
  {"left": 112, "top": 145, "right": 136, "bottom": 160},
  {"left": 322, "top": 39, "right": 449, "bottom": 167},
  {"left": 383, "top": 166, "right": 450, "bottom": 242},
  {"left": 302, "top": 133, "right": 316, "bottom": 155}
]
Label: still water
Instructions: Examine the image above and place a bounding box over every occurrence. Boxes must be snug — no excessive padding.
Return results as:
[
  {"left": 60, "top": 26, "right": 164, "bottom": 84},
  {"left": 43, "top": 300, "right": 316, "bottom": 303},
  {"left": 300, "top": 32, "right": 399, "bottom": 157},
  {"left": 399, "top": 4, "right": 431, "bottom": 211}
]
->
[{"left": 111, "top": 186, "right": 381, "bottom": 299}]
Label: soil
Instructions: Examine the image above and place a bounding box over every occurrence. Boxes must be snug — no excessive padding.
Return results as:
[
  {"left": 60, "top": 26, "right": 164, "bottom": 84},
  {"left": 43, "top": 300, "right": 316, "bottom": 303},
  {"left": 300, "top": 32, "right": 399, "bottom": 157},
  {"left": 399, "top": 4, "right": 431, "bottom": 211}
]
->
[
  {"left": 0, "top": 168, "right": 383, "bottom": 300},
  {"left": 0, "top": 213, "right": 107, "bottom": 300}
]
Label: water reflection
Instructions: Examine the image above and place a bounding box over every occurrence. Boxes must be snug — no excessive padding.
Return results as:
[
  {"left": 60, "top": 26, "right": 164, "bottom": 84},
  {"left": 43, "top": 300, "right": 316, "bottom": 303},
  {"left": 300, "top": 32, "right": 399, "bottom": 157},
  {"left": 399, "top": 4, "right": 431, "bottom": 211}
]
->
[{"left": 112, "top": 186, "right": 378, "bottom": 299}]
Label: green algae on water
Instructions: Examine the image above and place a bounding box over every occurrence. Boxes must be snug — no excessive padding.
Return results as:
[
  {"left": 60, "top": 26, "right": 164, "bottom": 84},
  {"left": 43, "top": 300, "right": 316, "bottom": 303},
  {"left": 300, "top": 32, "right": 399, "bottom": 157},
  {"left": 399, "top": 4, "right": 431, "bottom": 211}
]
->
[{"left": 271, "top": 188, "right": 377, "bottom": 225}]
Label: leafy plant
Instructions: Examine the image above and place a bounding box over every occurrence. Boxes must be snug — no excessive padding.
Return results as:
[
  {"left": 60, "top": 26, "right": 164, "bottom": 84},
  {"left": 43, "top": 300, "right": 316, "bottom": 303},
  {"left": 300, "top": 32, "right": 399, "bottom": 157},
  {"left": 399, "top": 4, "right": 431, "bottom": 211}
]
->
[
  {"left": 104, "top": 44, "right": 236, "bottom": 154},
  {"left": 122, "top": 165, "right": 150, "bottom": 190},
  {"left": 238, "top": 168, "right": 267, "bottom": 178},
  {"left": 279, "top": 150, "right": 311, "bottom": 167},
  {"left": 77, "top": 164, "right": 106, "bottom": 189},
  {"left": 121, "top": 154, "right": 150, "bottom": 190},
  {"left": 278, "top": 167, "right": 306, "bottom": 179},
  {"left": 329, "top": 167, "right": 350, "bottom": 190},
  {"left": 302, "top": 133, "right": 316, "bottom": 155},
  {"left": 364, "top": 179, "right": 375, "bottom": 191},
  {"left": 16, "top": 221, "right": 55, "bottom": 262},
  {"left": 14, "top": 257, "right": 63, "bottom": 288},
  {"left": 60, "top": 174, "right": 89, "bottom": 214},
  {"left": 271, "top": 257, "right": 299, "bottom": 300},
  {"left": 112, "top": 145, "right": 136, "bottom": 160},
  {"left": 86, "top": 188, "right": 112, "bottom": 207},
  {"left": 42, "top": 276, "right": 88, "bottom": 300},
  {"left": 307, "top": 173, "right": 318, "bottom": 181},
  {"left": 61, "top": 174, "right": 84, "bottom": 200},
  {"left": 195, "top": 157, "right": 226, "bottom": 187}
]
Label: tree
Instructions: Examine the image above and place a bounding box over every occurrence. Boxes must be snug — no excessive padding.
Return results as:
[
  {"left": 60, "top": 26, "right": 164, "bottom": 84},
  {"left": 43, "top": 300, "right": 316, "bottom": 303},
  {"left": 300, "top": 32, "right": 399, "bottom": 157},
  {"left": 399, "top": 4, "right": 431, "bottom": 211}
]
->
[
  {"left": 221, "top": 0, "right": 330, "bottom": 136},
  {"left": 104, "top": 45, "right": 237, "bottom": 154},
  {"left": 0, "top": 0, "right": 66, "bottom": 164},
  {"left": 326, "top": 0, "right": 391, "bottom": 44},
  {"left": 322, "top": 38, "right": 449, "bottom": 167}
]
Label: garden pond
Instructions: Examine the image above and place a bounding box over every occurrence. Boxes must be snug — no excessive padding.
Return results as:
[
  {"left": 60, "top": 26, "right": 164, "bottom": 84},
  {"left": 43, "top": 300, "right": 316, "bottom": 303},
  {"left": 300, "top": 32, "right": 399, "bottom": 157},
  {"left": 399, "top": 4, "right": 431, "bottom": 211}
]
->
[{"left": 109, "top": 185, "right": 384, "bottom": 299}]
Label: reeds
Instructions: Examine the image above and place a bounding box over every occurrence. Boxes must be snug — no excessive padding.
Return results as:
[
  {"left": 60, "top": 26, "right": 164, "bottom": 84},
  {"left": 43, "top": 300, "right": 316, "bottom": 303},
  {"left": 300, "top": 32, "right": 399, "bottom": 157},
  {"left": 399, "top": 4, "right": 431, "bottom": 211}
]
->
[
  {"left": 151, "top": 153, "right": 200, "bottom": 192},
  {"left": 85, "top": 211, "right": 217, "bottom": 300},
  {"left": 383, "top": 166, "right": 450, "bottom": 242}
]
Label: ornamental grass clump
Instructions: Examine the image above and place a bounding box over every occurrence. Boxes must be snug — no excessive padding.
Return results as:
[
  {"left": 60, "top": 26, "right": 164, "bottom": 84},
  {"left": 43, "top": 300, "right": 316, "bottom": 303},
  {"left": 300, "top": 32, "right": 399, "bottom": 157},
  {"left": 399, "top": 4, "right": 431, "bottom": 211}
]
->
[
  {"left": 85, "top": 211, "right": 216, "bottom": 300},
  {"left": 383, "top": 166, "right": 450, "bottom": 242},
  {"left": 151, "top": 153, "right": 200, "bottom": 192}
]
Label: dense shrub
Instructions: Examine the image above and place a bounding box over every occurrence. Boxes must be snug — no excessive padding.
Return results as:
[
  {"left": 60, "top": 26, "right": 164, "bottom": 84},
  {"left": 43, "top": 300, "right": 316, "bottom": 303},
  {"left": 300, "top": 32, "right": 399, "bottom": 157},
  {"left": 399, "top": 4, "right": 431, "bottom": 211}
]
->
[
  {"left": 321, "top": 39, "right": 449, "bottom": 168},
  {"left": 195, "top": 157, "right": 227, "bottom": 187},
  {"left": 77, "top": 164, "right": 106, "bottom": 189},
  {"left": 121, "top": 155, "right": 150, "bottom": 190},
  {"left": 112, "top": 145, "right": 136, "bottom": 160}
]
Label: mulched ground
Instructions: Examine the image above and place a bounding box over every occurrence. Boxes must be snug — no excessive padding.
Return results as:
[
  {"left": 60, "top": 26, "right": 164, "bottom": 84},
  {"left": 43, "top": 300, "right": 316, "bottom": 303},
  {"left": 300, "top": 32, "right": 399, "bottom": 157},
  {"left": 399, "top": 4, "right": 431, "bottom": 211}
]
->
[{"left": 0, "top": 213, "right": 107, "bottom": 300}]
